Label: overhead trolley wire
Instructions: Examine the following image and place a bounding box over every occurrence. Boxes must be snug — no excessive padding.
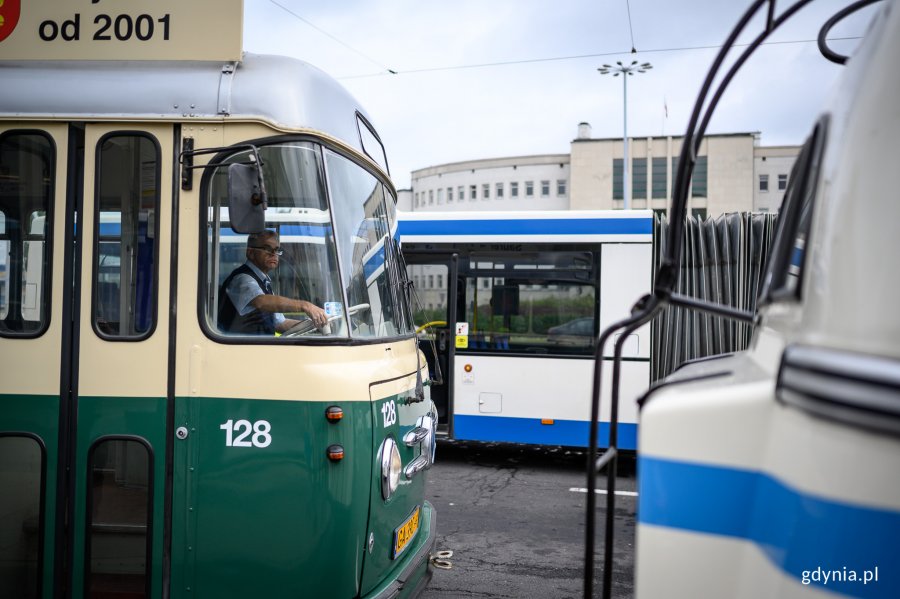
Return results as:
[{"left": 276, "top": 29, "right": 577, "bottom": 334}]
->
[
  {"left": 268, "top": 0, "right": 398, "bottom": 74},
  {"left": 336, "top": 36, "right": 863, "bottom": 79}
]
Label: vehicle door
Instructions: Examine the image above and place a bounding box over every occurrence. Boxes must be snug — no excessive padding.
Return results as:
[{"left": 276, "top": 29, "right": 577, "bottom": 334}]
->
[{"left": 0, "top": 122, "right": 173, "bottom": 598}]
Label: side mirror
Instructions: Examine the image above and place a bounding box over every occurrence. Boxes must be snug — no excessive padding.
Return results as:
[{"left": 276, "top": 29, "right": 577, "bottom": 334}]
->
[{"left": 227, "top": 163, "right": 267, "bottom": 234}]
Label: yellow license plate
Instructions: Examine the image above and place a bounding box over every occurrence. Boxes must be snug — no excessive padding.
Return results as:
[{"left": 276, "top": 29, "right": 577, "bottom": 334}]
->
[{"left": 392, "top": 505, "right": 421, "bottom": 559}]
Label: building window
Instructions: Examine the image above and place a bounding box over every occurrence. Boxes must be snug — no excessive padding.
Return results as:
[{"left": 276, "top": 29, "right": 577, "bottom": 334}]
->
[
  {"left": 612, "top": 159, "right": 623, "bottom": 200},
  {"left": 482, "top": 183, "right": 490, "bottom": 200},
  {"left": 540, "top": 180, "right": 550, "bottom": 197},
  {"left": 651, "top": 157, "right": 667, "bottom": 199},
  {"left": 447, "top": 187, "right": 453, "bottom": 202},
  {"left": 428, "top": 190, "right": 434, "bottom": 204},
  {"left": 632, "top": 158, "right": 647, "bottom": 199},
  {"left": 414, "top": 192, "right": 420, "bottom": 207},
  {"left": 525, "top": 181, "right": 534, "bottom": 197},
  {"left": 437, "top": 188, "right": 444, "bottom": 204},
  {"left": 691, "top": 208, "right": 708, "bottom": 220},
  {"left": 557, "top": 179, "right": 567, "bottom": 196},
  {"left": 511, "top": 182, "right": 519, "bottom": 197},
  {"left": 778, "top": 174, "right": 788, "bottom": 190},
  {"left": 470, "top": 185, "right": 477, "bottom": 201},
  {"left": 496, "top": 183, "right": 504, "bottom": 198},
  {"left": 691, "top": 156, "right": 708, "bottom": 197},
  {"left": 759, "top": 174, "right": 769, "bottom": 192},
  {"left": 428, "top": 275, "right": 434, "bottom": 288}
]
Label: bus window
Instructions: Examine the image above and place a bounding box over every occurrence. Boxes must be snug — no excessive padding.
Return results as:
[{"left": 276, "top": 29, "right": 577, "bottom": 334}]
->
[
  {"left": 356, "top": 114, "right": 389, "bottom": 174},
  {"left": 204, "top": 142, "right": 411, "bottom": 341},
  {"left": 461, "top": 251, "right": 596, "bottom": 355},
  {"left": 326, "top": 149, "right": 411, "bottom": 339},
  {"left": 86, "top": 438, "right": 151, "bottom": 599},
  {"left": 204, "top": 142, "right": 346, "bottom": 339},
  {"left": 93, "top": 134, "right": 160, "bottom": 339},
  {"left": 0, "top": 132, "right": 53, "bottom": 337},
  {"left": 0, "top": 436, "right": 44, "bottom": 599}
]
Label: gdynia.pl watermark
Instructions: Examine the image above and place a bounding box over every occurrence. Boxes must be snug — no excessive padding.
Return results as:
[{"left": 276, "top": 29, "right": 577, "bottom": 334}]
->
[{"left": 801, "top": 566, "right": 879, "bottom": 586}]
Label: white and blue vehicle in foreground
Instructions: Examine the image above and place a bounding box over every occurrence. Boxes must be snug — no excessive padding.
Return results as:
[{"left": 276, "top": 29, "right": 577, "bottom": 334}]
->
[{"left": 585, "top": 0, "right": 900, "bottom": 598}]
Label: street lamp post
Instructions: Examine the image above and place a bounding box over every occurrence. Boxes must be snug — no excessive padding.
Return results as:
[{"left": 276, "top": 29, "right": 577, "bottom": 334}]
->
[{"left": 598, "top": 60, "right": 652, "bottom": 210}]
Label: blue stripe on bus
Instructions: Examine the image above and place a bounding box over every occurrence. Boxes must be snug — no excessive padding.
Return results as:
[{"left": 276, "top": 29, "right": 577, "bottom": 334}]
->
[
  {"left": 398, "top": 217, "right": 652, "bottom": 237},
  {"left": 638, "top": 456, "right": 900, "bottom": 598},
  {"left": 452, "top": 414, "right": 637, "bottom": 449},
  {"left": 217, "top": 224, "right": 330, "bottom": 237},
  {"left": 99, "top": 223, "right": 120, "bottom": 236},
  {"left": 364, "top": 245, "right": 385, "bottom": 279}
]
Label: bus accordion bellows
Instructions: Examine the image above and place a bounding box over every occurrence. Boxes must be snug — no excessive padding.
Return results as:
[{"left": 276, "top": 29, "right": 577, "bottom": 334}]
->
[
  {"left": 398, "top": 209, "right": 654, "bottom": 449},
  {"left": 0, "top": 4, "right": 436, "bottom": 598}
]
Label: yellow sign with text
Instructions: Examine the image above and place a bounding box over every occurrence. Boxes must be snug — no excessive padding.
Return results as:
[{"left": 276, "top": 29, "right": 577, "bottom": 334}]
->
[{"left": 0, "top": 0, "right": 243, "bottom": 61}]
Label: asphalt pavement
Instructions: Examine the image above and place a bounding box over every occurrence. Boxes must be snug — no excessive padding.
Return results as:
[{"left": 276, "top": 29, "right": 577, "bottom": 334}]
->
[{"left": 421, "top": 440, "right": 637, "bottom": 599}]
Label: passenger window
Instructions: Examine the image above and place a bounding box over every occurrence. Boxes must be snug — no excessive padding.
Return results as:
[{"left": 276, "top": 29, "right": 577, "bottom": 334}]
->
[
  {"left": 460, "top": 252, "right": 597, "bottom": 356},
  {"left": 760, "top": 119, "right": 826, "bottom": 302},
  {"left": 0, "top": 132, "right": 54, "bottom": 337},
  {"left": 86, "top": 438, "right": 151, "bottom": 599},
  {"left": 93, "top": 134, "right": 160, "bottom": 339},
  {"left": 205, "top": 142, "right": 346, "bottom": 339},
  {"left": 357, "top": 114, "right": 389, "bottom": 174},
  {"left": 0, "top": 435, "right": 44, "bottom": 599},
  {"left": 326, "top": 150, "right": 411, "bottom": 339}
]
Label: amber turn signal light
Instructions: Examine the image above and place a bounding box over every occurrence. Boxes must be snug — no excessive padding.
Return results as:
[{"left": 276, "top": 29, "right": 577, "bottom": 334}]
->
[
  {"left": 327, "top": 444, "right": 345, "bottom": 462},
  {"left": 325, "top": 405, "right": 344, "bottom": 423}
]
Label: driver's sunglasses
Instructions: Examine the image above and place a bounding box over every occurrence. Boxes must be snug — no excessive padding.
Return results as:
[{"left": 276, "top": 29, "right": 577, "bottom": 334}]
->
[{"left": 250, "top": 245, "right": 284, "bottom": 256}]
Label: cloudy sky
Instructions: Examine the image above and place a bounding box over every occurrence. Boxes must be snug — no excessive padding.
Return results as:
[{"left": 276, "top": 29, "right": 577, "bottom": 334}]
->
[{"left": 242, "top": 0, "right": 878, "bottom": 189}]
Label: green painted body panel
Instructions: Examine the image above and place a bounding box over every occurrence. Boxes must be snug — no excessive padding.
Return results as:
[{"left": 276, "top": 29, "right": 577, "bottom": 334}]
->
[
  {"left": 71, "top": 396, "right": 168, "bottom": 599},
  {"left": 359, "top": 393, "right": 433, "bottom": 596},
  {"left": 0, "top": 394, "right": 61, "bottom": 599},
  {"left": 0, "top": 390, "right": 435, "bottom": 599},
  {"left": 171, "top": 397, "right": 374, "bottom": 598}
]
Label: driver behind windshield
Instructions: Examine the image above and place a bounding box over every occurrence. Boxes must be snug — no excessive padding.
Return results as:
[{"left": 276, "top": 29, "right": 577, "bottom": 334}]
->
[{"left": 218, "top": 230, "right": 328, "bottom": 335}]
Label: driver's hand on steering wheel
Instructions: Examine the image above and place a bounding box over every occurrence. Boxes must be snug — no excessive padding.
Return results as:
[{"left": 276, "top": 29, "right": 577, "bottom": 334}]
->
[{"left": 305, "top": 303, "right": 328, "bottom": 328}]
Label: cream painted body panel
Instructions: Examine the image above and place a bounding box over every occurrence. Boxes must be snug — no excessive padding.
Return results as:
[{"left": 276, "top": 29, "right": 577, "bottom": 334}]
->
[
  {"left": 636, "top": 526, "right": 835, "bottom": 599},
  {"left": 77, "top": 123, "right": 174, "bottom": 398},
  {"left": 173, "top": 123, "right": 418, "bottom": 403}
]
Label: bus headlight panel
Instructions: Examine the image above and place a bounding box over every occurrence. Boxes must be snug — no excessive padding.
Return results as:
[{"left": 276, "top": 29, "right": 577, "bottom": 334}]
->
[{"left": 381, "top": 437, "right": 402, "bottom": 500}]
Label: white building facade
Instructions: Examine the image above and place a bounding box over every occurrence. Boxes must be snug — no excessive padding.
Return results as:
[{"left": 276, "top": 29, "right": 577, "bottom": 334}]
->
[{"left": 404, "top": 124, "right": 799, "bottom": 218}]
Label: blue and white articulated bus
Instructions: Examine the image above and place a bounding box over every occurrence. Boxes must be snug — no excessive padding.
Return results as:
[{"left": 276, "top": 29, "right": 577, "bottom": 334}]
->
[
  {"left": 399, "top": 210, "right": 653, "bottom": 449},
  {"left": 585, "top": 1, "right": 900, "bottom": 598}
]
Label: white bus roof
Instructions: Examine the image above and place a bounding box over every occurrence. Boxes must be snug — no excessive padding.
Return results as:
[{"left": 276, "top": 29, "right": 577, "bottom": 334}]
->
[{"left": 397, "top": 210, "right": 654, "bottom": 244}]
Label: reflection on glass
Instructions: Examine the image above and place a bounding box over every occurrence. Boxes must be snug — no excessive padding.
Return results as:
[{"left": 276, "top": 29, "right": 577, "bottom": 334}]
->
[
  {"left": 460, "top": 252, "right": 596, "bottom": 355},
  {"left": 87, "top": 439, "right": 151, "bottom": 599},
  {"left": 94, "top": 135, "right": 159, "bottom": 338},
  {"left": 0, "top": 133, "right": 53, "bottom": 335},
  {"left": 0, "top": 436, "right": 42, "bottom": 599}
]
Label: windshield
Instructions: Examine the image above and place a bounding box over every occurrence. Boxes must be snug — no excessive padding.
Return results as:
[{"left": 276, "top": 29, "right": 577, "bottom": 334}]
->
[{"left": 203, "top": 141, "right": 411, "bottom": 341}]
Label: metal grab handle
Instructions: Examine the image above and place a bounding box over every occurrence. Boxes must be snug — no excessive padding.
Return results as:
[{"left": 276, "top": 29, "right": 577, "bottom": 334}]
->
[
  {"left": 403, "top": 426, "right": 429, "bottom": 447},
  {"left": 404, "top": 455, "right": 429, "bottom": 479}
]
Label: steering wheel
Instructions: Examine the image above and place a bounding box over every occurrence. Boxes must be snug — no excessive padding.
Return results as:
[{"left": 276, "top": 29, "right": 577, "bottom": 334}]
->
[{"left": 282, "top": 303, "right": 370, "bottom": 337}]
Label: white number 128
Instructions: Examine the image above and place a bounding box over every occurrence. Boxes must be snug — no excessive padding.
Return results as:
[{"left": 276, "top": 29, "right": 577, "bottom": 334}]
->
[{"left": 220, "top": 419, "right": 272, "bottom": 448}]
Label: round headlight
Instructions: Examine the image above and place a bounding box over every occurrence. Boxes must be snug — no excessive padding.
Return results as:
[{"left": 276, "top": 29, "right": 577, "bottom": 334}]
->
[{"left": 380, "top": 437, "right": 402, "bottom": 500}]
